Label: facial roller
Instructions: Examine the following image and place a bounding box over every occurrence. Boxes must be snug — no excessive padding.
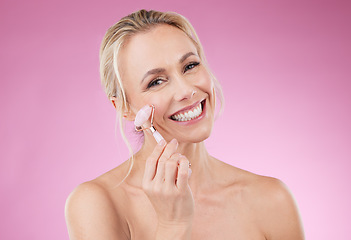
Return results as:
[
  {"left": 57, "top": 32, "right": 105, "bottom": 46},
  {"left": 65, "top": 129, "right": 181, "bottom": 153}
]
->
[{"left": 134, "top": 105, "right": 165, "bottom": 143}]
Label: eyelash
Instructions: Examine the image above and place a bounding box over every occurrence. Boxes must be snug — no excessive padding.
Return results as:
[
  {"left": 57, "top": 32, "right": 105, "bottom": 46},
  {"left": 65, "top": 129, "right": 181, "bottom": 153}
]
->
[
  {"left": 147, "top": 78, "right": 165, "bottom": 89},
  {"left": 183, "top": 62, "right": 200, "bottom": 73},
  {"left": 146, "top": 61, "right": 200, "bottom": 89}
]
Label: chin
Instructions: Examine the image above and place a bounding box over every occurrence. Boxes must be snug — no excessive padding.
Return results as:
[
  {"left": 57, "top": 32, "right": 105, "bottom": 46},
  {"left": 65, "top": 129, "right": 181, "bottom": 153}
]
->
[{"left": 170, "top": 124, "right": 213, "bottom": 143}]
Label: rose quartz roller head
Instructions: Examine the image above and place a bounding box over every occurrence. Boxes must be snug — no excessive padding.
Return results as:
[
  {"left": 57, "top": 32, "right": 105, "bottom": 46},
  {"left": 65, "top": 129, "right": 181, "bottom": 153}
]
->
[
  {"left": 134, "top": 105, "right": 164, "bottom": 143},
  {"left": 134, "top": 105, "right": 152, "bottom": 127}
]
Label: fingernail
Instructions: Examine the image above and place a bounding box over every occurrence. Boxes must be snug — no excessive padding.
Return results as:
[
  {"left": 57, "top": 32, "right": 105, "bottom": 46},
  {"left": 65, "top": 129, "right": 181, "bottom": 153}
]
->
[
  {"left": 188, "top": 168, "right": 192, "bottom": 178},
  {"left": 158, "top": 139, "right": 166, "bottom": 146},
  {"left": 170, "top": 138, "right": 178, "bottom": 147}
]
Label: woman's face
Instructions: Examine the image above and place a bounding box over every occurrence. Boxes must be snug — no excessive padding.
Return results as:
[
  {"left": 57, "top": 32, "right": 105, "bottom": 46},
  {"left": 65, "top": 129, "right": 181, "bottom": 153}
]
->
[{"left": 119, "top": 25, "right": 215, "bottom": 143}]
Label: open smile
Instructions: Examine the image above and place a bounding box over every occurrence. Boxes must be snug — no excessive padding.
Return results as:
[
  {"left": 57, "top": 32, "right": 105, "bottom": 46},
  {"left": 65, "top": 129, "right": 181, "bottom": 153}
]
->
[{"left": 170, "top": 100, "right": 205, "bottom": 122}]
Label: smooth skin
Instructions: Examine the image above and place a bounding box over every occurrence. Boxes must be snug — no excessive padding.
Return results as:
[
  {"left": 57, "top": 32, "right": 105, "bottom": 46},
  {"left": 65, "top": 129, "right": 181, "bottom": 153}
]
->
[{"left": 65, "top": 25, "right": 305, "bottom": 240}]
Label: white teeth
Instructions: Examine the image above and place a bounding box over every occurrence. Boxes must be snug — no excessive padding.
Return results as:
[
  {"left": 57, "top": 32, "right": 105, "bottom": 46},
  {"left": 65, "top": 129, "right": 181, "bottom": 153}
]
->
[{"left": 171, "top": 102, "right": 203, "bottom": 122}]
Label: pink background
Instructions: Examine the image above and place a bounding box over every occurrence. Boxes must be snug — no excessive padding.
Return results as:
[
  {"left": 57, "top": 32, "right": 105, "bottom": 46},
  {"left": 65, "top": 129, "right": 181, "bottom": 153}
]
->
[{"left": 1, "top": 0, "right": 350, "bottom": 239}]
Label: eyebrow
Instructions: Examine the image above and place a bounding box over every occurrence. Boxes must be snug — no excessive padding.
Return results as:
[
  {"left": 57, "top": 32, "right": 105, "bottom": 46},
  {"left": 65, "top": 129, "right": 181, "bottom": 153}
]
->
[
  {"left": 141, "top": 51, "right": 197, "bottom": 84},
  {"left": 179, "top": 52, "right": 196, "bottom": 64}
]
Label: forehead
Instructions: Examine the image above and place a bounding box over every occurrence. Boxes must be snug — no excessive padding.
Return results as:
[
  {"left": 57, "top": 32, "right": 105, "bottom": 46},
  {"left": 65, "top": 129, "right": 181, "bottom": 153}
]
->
[{"left": 118, "top": 25, "right": 198, "bottom": 78}]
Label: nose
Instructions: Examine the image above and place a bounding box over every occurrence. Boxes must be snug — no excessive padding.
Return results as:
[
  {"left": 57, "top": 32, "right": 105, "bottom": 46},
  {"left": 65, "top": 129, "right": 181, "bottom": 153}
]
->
[{"left": 173, "top": 75, "right": 196, "bottom": 102}]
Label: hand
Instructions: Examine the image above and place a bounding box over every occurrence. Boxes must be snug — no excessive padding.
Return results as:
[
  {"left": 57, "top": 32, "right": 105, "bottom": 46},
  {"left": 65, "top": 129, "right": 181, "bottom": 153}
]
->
[{"left": 142, "top": 138, "right": 194, "bottom": 227}]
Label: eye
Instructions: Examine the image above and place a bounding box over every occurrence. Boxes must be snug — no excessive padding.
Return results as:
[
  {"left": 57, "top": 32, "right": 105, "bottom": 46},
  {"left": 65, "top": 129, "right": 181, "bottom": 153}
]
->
[
  {"left": 147, "top": 78, "right": 165, "bottom": 89},
  {"left": 184, "top": 62, "right": 200, "bottom": 73}
]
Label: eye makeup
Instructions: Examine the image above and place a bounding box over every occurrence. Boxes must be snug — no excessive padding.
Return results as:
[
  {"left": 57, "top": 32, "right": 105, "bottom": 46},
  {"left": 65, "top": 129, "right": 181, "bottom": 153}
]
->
[{"left": 183, "top": 61, "right": 200, "bottom": 73}]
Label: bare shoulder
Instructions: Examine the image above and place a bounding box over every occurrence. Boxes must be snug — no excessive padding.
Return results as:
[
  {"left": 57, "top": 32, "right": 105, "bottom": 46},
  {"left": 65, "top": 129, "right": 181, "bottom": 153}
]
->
[
  {"left": 231, "top": 168, "right": 305, "bottom": 240},
  {"left": 219, "top": 163, "right": 297, "bottom": 209},
  {"left": 65, "top": 162, "right": 131, "bottom": 240},
  {"left": 215, "top": 161, "right": 304, "bottom": 240},
  {"left": 246, "top": 173, "right": 293, "bottom": 203}
]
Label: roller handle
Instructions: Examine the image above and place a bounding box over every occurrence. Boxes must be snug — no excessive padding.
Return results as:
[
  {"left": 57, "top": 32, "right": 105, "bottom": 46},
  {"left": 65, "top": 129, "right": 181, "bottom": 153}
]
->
[{"left": 152, "top": 131, "right": 164, "bottom": 143}]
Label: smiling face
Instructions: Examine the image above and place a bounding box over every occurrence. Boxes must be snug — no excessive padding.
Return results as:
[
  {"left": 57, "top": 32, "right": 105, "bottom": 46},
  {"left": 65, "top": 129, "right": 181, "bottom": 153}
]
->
[{"left": 118, "top": 24, "right": 215, "bottom": 143}]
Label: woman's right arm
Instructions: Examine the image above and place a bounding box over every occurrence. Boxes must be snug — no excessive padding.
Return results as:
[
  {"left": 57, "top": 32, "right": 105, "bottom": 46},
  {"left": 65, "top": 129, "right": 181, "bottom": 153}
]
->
[
  {"left": 65, "top": 182, "right": 129, "bottom": 240},
  {"left": 142, "top": 139, "right": 194, "bottom": 240}
]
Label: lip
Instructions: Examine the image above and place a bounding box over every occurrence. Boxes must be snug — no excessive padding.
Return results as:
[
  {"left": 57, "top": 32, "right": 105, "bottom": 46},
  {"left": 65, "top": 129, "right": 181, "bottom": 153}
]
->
[{"left": 168, "top": 99, "right": 204, "bottom": 118}]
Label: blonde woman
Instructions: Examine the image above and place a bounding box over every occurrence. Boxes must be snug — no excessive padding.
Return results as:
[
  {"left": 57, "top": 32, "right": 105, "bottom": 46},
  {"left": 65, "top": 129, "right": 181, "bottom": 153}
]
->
[{"left": 65, "top": 9, "right": 304, "bottom": 240}]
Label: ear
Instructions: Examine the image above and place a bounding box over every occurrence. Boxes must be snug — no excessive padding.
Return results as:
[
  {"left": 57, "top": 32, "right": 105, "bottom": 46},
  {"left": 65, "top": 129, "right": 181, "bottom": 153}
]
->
[
  {"left": 110, "top": 97, "right": 118, "bottom": 109},
  {"left": 109, "top": 97, "right": 136, "bottom": 121},
  {"left": 122, "top": 108, "right": 136, "bottom": 121}
]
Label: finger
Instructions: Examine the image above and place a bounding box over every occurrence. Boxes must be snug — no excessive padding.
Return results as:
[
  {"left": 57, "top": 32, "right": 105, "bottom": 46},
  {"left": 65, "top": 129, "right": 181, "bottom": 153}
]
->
[
  {"left": 143, "top": 139, "right": 166, "bottom": 183},
  {"left": 176, "top": 156, "right": 190, "bottom": 190},
  {"left": 154, "top": 138, "right": 178, "bottom": 182},
  {"left": 164, "top": 153, "right": 181, "bottom": 187}
]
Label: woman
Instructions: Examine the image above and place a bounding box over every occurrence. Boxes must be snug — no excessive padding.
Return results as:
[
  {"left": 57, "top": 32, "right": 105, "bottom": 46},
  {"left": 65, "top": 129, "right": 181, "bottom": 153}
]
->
[{"left": 65, "top": 9, "right": 304, "bottom": 240}]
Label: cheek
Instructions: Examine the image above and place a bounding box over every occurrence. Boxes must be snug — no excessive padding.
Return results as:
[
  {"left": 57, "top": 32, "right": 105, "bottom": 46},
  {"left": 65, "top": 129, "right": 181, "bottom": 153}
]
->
[
  {"left": 143, "top": 94, "right": 170, "bottom": 121},
  {"left": 197, "top": 70, "right": 214, "bottom": 95}
]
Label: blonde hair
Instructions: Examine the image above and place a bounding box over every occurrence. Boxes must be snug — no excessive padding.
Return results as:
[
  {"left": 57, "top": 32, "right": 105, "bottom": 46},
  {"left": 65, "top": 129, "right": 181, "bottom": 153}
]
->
[{"left": 99, "top": 9, "right": 224, "bottom": 178}]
